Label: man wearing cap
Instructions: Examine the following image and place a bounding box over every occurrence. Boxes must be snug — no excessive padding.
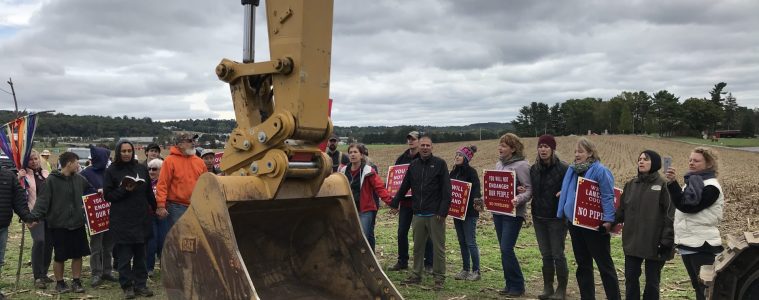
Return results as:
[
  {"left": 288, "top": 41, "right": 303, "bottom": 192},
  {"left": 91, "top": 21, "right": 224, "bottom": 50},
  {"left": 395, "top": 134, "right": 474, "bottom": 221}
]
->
[
  {"left": 200, "top": 149, "right": 222, "bottom": 175},
  {"left": 142, "top": 143, "right": 162, "bottom": 166},
  {"left": 388, "top": 131, "right": 434, "bottom": 272},
  {"left": 40, "top": 150, "right": 53, "bottom": 172},
  {"left": 155, "top": 133, "right": 207, "bottom": 228},
  {"left": 326, "top": 135, "right": 349, "bottom": 173}
]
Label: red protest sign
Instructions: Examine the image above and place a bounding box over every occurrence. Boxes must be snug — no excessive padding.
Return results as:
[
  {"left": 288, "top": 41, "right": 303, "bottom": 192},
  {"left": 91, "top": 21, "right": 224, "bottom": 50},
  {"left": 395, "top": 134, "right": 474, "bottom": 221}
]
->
[
  {"left": 213, "top": 152, "right": 223, "bottom": 170},
  {"left": 483, "top": 170, "right": 517, "bottom": 216},
  {"left": 386, "top": 164, "right": 412, "bottom": 198},
  {"left": 82, "top": 193, "right": 110, "bottom": 235},
  {"left": 572, "top": 177, "right": 622, "bottom": 231},
  {"left": 448, "top": 179, "right": 472, "bottom": 220}
]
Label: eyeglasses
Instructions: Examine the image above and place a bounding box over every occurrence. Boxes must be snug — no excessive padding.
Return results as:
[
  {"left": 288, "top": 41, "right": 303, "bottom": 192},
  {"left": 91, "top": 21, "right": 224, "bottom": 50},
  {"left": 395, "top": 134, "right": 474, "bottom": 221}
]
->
[{"left": 149, "top": 168, "right": 160, "bottom": 171}]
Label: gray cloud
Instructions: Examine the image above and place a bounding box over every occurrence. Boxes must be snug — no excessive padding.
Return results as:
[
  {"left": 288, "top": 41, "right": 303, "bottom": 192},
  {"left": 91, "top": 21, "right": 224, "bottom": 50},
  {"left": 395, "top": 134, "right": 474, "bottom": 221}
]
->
[{"left": 0, "top": 0, "right": 757, "bottom": 127}]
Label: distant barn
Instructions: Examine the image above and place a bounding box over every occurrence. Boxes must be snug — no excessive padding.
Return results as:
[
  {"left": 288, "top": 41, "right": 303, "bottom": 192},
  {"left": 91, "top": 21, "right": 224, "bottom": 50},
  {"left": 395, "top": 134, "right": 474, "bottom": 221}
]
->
[{"left": 714, "top": 130, "right": 741, "bottom": 138}]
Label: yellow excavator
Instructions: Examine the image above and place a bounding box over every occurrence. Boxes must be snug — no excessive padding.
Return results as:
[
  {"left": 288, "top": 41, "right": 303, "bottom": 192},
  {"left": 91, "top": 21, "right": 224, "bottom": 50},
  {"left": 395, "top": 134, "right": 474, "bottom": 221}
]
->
[{"left": 161, "top": 0, "right": 402, "bottom": 299}]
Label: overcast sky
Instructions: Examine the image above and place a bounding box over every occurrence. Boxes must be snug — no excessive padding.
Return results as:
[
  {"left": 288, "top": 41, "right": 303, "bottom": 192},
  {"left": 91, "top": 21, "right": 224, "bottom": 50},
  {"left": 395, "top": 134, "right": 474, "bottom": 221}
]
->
[{"left": 1, "top": 0, "right": 758, "bottom": 126}]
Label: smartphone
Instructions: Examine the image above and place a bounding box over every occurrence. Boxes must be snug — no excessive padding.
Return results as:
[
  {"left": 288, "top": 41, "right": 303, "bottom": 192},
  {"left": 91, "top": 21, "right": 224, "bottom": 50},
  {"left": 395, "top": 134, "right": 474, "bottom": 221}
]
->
[{"left": 663, "top": 156, "right": 672, "bottom": 172}]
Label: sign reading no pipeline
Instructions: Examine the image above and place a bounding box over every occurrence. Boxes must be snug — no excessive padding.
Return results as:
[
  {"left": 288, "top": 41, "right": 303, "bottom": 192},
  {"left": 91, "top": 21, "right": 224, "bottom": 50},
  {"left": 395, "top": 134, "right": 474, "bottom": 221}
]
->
[{"left": 572, "top": 177, "right": 622, "bottom": 231}]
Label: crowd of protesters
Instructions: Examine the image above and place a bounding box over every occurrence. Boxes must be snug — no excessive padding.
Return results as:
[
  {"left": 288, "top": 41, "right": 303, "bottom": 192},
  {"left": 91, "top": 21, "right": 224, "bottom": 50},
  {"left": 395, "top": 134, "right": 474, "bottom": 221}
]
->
[
  {"left": 0, "top": 130, "right": 726, "bottom": 299},
  {"left": 0, "top": 132, "right": 214, "bottom": 298},
  {"left": 337, "top": 132, "right": 723, "bottom": 300}
]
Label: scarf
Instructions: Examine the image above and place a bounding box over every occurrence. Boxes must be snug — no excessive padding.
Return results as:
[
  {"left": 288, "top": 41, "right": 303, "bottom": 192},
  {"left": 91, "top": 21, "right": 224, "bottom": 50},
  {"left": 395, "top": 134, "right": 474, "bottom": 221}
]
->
[
  {"left": 499, "top": 154, "right": 525, "bottom": 166},
  {"left": 682, "top": 170, "right": 716, "bottom": 206},
  {"left": 570, "top": 158, "right": 596, "bottom": 174}
]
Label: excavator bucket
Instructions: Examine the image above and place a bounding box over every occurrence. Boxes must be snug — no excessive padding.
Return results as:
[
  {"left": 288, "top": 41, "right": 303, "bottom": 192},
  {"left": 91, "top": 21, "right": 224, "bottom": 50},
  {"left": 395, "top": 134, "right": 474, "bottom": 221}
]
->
[{"left": 162, "top": 173, "right": 401, "bottom": 299}]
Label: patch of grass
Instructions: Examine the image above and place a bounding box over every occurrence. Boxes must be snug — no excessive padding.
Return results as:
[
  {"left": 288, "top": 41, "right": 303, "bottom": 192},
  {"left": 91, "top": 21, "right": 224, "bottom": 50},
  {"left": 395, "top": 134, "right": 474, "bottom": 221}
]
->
[
  {"left": 1, "top": 209, "right": 695, "bottom": 299},
  {"left": 373, "top": 209, "right": 695, "bottom": 299},
  {"left": 671, "top": 137, "right": 759, "bottom": 148},
  {"left": 1, "top": 217, "right": 165, "bottom": 299}
]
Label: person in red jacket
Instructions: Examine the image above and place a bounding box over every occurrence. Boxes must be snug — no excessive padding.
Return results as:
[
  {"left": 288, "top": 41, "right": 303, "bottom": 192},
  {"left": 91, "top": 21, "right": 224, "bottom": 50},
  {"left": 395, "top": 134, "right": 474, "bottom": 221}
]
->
[
  {"left": 155, "top": 132, "right": 207, "bottom": 228},
  {"left": 338, "top": 143, "right": 391, "bottom": 252}
]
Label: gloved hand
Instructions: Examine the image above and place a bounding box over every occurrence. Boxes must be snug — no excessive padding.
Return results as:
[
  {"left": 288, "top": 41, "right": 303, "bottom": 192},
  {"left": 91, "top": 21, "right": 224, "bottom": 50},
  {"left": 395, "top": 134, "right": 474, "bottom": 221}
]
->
[
  {"left": 598, "top": 222, "right": 612, "bottom": 233},
  {"left": 657, "top": 244, "right": 673, "bottom": 257},
  {"left": 473, "top": 198, "right": 485, "bottom": 212}
]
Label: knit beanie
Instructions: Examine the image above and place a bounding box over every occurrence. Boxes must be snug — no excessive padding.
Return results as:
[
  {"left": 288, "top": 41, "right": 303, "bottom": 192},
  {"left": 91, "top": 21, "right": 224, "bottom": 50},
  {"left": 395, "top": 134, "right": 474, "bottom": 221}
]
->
[
  {"left": 641, "top": 150, "right": 662, "bottom": 173},
  {"left": 537, "top": 134, "right": 557, "bottom": 150},
  {"left": 457, "top": 145, "right": 477, "bottom": 163}
]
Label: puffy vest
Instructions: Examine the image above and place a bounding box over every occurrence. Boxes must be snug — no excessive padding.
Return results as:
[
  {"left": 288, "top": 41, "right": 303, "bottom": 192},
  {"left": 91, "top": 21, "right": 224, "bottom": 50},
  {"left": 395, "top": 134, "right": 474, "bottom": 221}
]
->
[{"left": 674, "top": 178, "right": 723, "bottom": 248}]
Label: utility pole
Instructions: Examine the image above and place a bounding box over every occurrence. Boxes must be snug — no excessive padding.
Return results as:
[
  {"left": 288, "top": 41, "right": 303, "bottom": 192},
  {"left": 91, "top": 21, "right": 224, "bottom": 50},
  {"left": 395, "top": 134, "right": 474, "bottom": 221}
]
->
[{"left": 7, "top": 77, "right": 19, "bottom": 117}]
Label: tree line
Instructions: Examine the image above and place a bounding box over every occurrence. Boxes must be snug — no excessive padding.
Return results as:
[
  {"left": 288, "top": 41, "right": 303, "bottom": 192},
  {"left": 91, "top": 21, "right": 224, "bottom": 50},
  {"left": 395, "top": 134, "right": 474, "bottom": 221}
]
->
[{"left": 512, "top": 82, "right": 758, "bottom": 138}]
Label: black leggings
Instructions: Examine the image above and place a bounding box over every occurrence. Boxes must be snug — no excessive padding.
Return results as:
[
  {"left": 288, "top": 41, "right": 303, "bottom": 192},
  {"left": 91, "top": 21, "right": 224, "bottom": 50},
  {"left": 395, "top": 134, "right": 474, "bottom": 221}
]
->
[{"left": 681, "top": 252, "right": 716, "bottom": 300}]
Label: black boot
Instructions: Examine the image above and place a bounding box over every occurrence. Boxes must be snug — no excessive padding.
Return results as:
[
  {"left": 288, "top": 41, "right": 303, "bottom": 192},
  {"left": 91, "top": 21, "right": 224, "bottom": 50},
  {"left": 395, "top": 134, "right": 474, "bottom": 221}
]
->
[
  {"left": 539, "top": 264, "right": 555, "bottom": 299},
  {"left": 551, "top": 265, "right": 569, "bottom": 300}
]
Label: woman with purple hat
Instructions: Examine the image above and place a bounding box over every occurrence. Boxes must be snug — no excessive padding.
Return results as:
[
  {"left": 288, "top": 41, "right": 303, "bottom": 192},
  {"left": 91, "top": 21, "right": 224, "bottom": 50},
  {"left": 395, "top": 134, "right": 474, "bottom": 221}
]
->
[
  {"left": 450, "top": 145, "right": 482, "bottom": 281},
  {"left": 529, "top": 135, "right": 569, "bottom": 299}
]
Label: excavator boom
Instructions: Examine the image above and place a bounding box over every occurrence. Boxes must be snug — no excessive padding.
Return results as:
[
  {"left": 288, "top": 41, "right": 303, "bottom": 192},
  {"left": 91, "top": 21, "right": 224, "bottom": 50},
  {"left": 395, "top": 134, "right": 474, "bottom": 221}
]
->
[{"left": 161, "top": 1, "right": 402, "bottom": 299}]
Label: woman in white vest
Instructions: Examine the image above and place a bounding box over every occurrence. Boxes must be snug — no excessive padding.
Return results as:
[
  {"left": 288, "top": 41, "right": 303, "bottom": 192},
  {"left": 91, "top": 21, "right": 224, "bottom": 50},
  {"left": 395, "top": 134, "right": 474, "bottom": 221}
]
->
[{"left": 664, "top": 147, "right": 723, "bottom": 300}]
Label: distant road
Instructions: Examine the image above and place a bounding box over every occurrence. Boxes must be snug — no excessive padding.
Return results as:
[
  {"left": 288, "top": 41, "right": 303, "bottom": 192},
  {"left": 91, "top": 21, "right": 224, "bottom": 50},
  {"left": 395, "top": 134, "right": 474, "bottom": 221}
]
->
[{"left": 738, "top": 147, "right": 759, "bottom": 153}]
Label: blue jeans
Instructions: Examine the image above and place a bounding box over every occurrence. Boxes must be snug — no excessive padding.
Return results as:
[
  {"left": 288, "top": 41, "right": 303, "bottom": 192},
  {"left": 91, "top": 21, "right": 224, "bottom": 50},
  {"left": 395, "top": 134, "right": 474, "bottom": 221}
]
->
[
  {"left": 146, "top": 217, "right": 169, "bottom": 272},
  {"left": 0, "top": 226, "right": 8, "bottom": 267},
  {"left": 359, "top": 210, "right": 377, "bottom": 251},
  {"left": 167, "top": 202, "right": 189, "bottom": 229},
  {"left": 454, "top": 217, "right": 480, "bottom": 272},
  {"left": 493, "top": 214, "right": 525, "bottom": 292}
]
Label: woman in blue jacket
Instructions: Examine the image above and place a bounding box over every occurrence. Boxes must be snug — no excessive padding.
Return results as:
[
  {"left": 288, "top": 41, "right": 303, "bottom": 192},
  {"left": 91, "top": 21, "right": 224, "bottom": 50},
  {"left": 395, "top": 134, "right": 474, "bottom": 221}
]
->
[{"left": 556, "top": 137, "right": 621, "bottom": 300}]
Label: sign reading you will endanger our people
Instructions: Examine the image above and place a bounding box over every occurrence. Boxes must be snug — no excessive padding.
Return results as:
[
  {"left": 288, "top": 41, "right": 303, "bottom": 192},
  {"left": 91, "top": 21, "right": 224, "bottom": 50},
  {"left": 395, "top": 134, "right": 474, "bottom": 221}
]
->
[
  {"left": 448, "top": 179, "right": 472, "bottom": 220},
  {"left": 386, "top": 164, "right": 412, "bottom": 198},
  {"left": 572, "top": 177, "right": 622, "bottom": 231},
  {"left": 82, "top": 192, "right": 110, "bottom": 235},
  {"left": 483, "top": 170, "right": 516, "bottom": 216}
]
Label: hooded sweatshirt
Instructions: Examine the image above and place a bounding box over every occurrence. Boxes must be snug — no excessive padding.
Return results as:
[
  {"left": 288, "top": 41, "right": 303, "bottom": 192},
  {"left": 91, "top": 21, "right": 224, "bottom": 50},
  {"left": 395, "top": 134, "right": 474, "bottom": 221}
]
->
[
  {"left": 80, "top": 146, "right": 111, "bottom": 195},
  {"left": 30, "top": 170, "right": 91, "bottom": 230},
  {"left": 104, "top": 140, "right": 156, "bottom": 243},
  {"left": 155, "top": 146, "right": 207, "bottom": 208}
]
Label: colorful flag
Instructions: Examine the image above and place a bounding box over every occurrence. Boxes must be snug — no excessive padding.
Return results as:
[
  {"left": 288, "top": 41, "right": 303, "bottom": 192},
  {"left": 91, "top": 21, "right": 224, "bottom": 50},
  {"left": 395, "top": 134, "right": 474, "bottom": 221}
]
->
[{"left": 0, "top": 113, "right": 39, "bottom": 171}]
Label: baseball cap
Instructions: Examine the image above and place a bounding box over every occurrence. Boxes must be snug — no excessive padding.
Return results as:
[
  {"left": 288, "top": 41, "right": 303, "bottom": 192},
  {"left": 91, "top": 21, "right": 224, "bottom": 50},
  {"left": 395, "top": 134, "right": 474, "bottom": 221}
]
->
[
  {"left": 41, "top": 149, "right": 51, "bottom": 156},
  {"left": 407, "top": 131, "right": 420, "bottom": 139},
  {"left": 200, "top": 149, "right": 215, "bottom": 158},
  {"left": 175, "top": 132, "right": 199, "bottom": 143},
  {"left": 328, "top": 134, "right": 339, "bottom": 142}
]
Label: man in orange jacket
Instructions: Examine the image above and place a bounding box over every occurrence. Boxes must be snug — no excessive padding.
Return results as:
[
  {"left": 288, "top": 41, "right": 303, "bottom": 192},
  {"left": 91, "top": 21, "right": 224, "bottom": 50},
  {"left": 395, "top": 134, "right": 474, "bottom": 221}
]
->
[{"left": 155, "top": 132, "right": 207, "bottom": 227}]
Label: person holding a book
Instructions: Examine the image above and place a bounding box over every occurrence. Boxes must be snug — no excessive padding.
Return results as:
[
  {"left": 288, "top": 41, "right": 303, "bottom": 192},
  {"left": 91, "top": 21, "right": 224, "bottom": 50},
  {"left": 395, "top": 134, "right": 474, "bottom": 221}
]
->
[{"left": 103, "top": 140, "right": 156, "bottom": 299}]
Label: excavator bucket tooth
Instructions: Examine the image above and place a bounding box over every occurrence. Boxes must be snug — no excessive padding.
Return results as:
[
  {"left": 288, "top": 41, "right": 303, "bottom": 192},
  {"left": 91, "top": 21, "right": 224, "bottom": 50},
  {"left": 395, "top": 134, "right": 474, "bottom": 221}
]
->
[{"left": 162, "top": 173, "right": 402, "bottom": 300}]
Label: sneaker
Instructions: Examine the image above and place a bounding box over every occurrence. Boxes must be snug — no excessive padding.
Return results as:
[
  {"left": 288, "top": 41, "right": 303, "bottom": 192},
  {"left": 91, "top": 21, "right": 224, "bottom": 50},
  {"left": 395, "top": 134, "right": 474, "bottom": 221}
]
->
[
  {"left": 466, "top": 270, "right": 481, "bottom": 281},
  {"left": 55, "top": 281, "right": 71, "bottom": 294},
  {"left": 433, "top": 280, "right": 444, "bottom": 291},
  {"left": 124, "top": 287, "right": 136, "bottom": 299},
  {"left": 388, "top": 262, "right": 407, "bottom": 271},
  {"left": 401, "top": 276, "right": 421, "bottom": 284},
  {"left": 102, "top": 273, "right": 118, "bottom": 282},
  {"left": 43, "top": 276, "right": 55, "bottom": 283},
  {"left": 135, "top": 286, "right": 154, "bottom": 297},
  {"left": 453, "top": 270, "right": 469, "bottom": 280},
  {"left": 424, "top": 265, "right": 433, "bottom": 274},
  {"left": 500, "top": 289, "right": 524, "bottom": 298},
  {"left": 91, "top": 275, "right": 103, "bottom": 287},
  {"left": 71, "top": 279, "right": 85, "bottom": 293},
  {"left": 147, "top": 270, "right": 154, "bottom": 278},
  {"left": 34, "top": 278, "right": 47, "bottom": 289}
]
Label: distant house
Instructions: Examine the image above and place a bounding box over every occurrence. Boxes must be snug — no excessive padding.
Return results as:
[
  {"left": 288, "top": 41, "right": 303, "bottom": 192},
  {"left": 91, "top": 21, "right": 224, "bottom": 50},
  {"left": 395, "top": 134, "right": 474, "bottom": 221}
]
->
[
  {"left": 121, "top": 137, "right": 155, "bottom": 144},
  {"left": 714, "top": 130, "right": 741, "bottom": 138}
]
